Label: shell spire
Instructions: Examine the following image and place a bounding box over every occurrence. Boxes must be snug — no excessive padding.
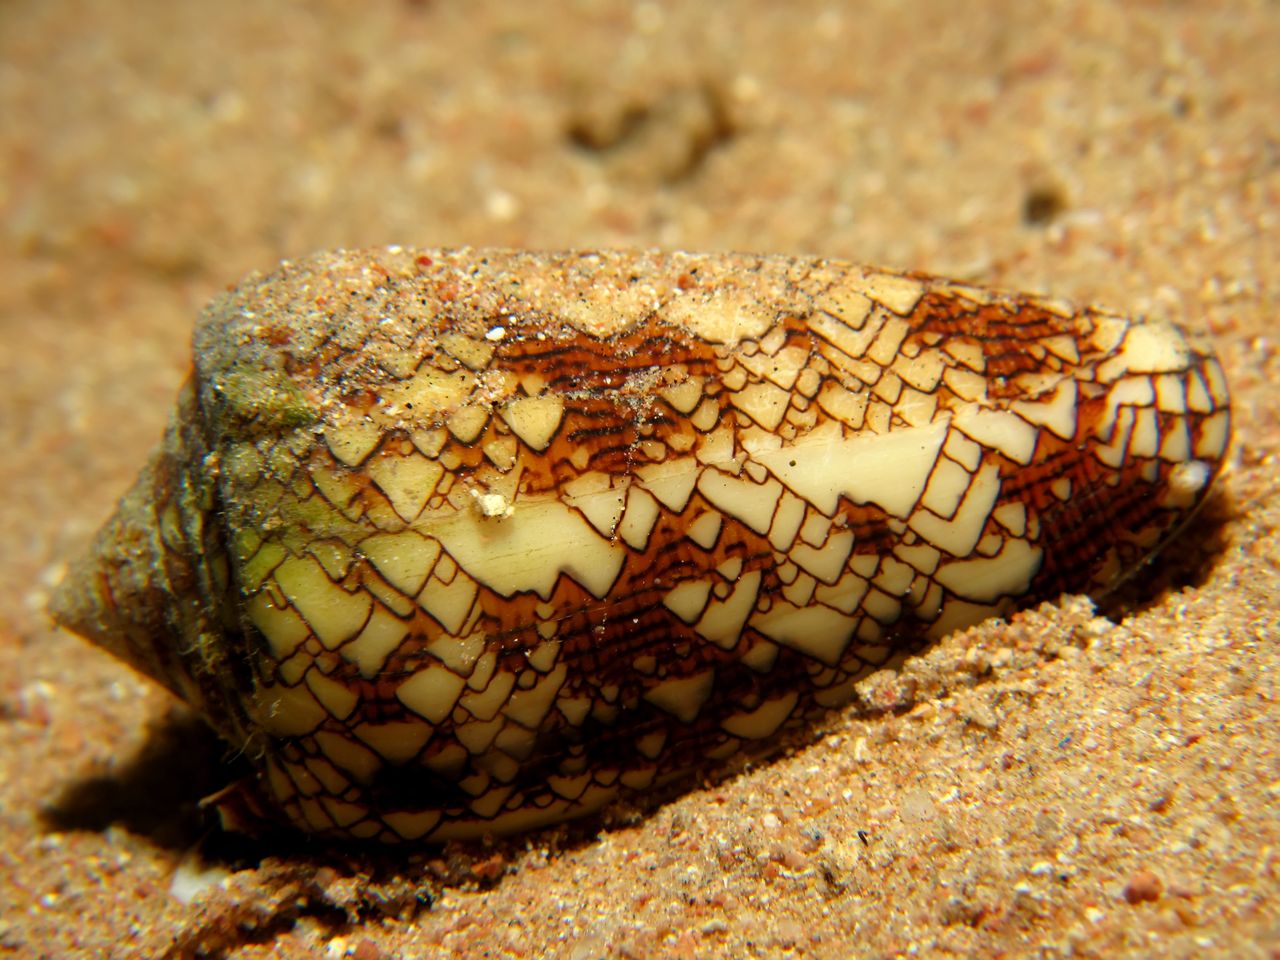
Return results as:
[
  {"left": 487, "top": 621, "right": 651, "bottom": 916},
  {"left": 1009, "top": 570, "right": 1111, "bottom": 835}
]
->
[
  {"left": 51, "top": 248, "right": 1231, "bottom": 842},
  {"left": 51, "top": 381, "right": 251, "bottom": 745}
]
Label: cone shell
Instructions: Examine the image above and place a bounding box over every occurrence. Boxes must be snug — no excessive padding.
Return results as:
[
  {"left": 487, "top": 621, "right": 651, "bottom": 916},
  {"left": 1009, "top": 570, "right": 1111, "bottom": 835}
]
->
[{"left": 52, "top": 248, "right": 1231, "bottom": 842}]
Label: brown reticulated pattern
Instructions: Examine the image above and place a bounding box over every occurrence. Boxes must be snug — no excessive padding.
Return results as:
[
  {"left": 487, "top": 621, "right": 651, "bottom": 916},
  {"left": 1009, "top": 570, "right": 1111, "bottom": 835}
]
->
[{"left": 55, "top": 248, "right": 1232, "bottom": 842}]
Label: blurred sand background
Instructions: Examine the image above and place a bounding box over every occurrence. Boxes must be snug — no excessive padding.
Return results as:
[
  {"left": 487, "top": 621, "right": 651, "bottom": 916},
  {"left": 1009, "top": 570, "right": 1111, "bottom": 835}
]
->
[{"left": 1, "top": 1, "right": 1278, "bottom": 957}]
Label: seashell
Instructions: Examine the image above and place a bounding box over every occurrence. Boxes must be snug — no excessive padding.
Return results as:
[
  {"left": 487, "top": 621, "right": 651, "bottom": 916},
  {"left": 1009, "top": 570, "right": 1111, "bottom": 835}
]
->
[{"left": 52, "top": 248, "right": 1231, "bottom": 842}]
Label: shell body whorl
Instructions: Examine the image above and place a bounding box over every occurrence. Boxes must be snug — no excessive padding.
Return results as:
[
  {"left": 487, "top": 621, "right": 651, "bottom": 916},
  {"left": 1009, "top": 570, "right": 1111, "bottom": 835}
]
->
[{"left": 53, "top": 248, "right": 1231, "bottom": 842}]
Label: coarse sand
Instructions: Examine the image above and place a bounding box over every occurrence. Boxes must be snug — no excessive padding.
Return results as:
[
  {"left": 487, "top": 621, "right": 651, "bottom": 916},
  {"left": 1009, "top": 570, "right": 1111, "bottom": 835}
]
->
[{"left": 1, "top": 2, "right": 1277, "bottom": 958}]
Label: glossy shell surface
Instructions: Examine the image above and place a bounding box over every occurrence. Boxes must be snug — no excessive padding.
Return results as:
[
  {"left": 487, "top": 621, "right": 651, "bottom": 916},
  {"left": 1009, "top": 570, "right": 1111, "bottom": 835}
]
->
[{"left": 53, "top": 248, "right": 1231, "bottom": 842}]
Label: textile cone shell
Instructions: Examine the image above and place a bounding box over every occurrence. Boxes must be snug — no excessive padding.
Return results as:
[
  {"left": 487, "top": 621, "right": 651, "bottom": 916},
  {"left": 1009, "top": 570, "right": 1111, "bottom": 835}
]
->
[{"left": 51, "top": 248, "right": 1231, "bottom": 843}]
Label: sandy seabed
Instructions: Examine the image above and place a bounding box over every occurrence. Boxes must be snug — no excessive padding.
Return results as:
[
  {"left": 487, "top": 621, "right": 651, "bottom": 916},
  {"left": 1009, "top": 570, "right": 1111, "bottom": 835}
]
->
[{"left": 1, "top": 2, "right": 1278, "bottom": 957}]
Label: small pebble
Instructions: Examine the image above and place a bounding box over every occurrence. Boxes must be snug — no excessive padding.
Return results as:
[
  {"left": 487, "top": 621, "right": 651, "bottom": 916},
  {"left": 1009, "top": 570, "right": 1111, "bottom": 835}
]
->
[
  {"left": 899, "top": 788, "right": 937, "bottom": 824},
  {"left": 1124, "top": 869, "right": 1164, "bottom": 904}
]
